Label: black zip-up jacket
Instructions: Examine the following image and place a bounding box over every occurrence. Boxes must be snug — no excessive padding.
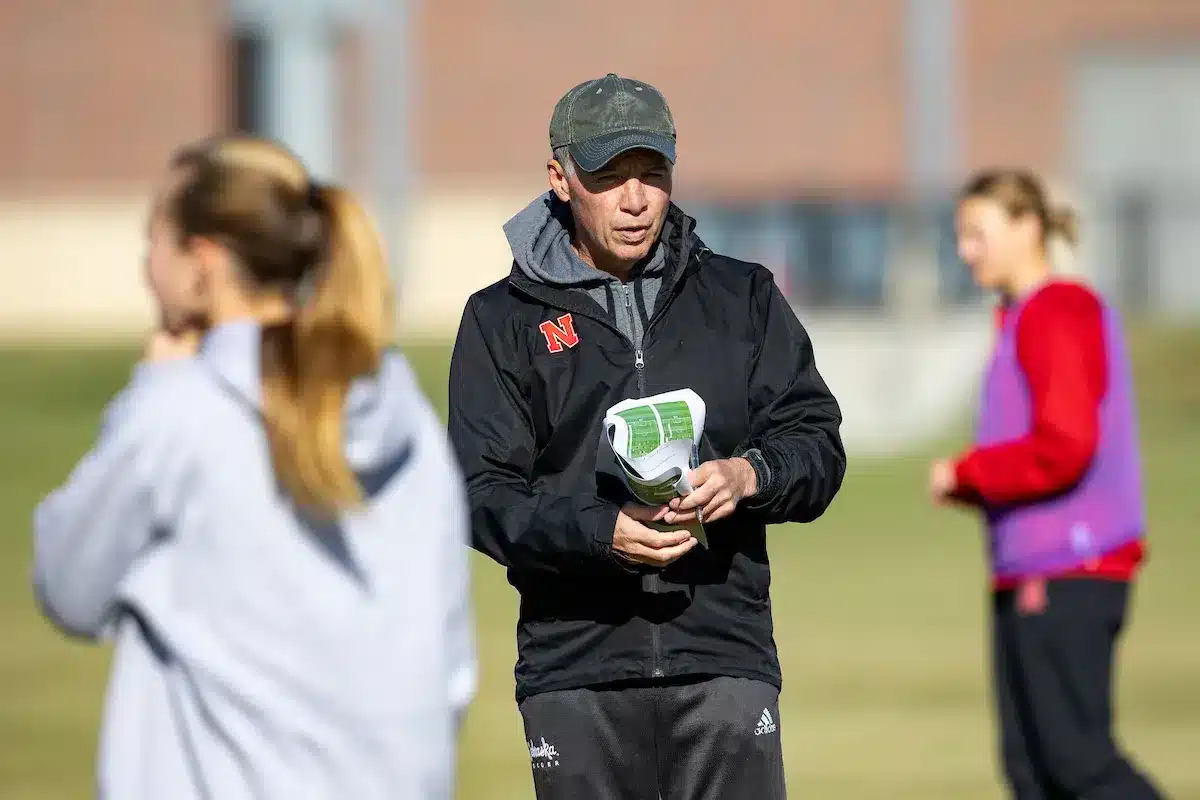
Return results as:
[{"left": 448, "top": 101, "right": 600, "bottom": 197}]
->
[{"left": 448, "top": 203, "right": 846, "bottom": 699}]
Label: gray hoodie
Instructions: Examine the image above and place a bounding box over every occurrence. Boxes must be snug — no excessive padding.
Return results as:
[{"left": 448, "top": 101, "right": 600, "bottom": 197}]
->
[
  {"left": 33, "top": 320, "right": 475, "bottom": 800},
  {"left": 503, "top": 191, "right": 669, "bottom": 350}
]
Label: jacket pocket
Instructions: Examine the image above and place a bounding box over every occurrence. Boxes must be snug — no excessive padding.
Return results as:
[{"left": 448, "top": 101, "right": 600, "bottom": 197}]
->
[
  {"left": 735, "top": 551, "right": 771, "bottom": 606},
  {"left": 662, "top": 545, "right": 770, "bottom": 609}
]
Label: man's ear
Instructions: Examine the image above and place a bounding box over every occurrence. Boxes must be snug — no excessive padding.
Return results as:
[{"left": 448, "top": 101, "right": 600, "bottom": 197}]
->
[{"left": 547, "top": 158, "right": 571, "bottom": 203}]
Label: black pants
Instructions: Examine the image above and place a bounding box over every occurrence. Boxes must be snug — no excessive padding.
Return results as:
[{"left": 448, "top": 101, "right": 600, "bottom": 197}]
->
[
  {"left": 992, "top": 579, "right": 1163, "bottom": 799},
  {"left": 518, "top": 676, "right": 786, "bottom": 799}
]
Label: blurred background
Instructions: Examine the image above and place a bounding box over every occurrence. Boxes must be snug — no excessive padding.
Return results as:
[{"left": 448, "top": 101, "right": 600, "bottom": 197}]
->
[{"left": 1, "top": 0, "right": 1198, "bottom": 797}]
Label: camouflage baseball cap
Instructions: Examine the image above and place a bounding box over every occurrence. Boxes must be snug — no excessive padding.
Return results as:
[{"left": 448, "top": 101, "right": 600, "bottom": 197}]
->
[{"left": 549, "top": 73, "right": 676, "bottom": 173}]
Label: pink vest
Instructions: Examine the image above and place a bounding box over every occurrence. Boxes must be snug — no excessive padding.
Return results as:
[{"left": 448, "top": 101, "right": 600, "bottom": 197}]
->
[{"left": 976, "top": 291, "right": 1146, "bottom": 578}]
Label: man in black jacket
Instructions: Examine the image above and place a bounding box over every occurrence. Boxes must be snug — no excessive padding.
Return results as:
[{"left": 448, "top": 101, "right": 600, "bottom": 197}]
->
[{"left": 448, "top": 73, "right": 845, "bottom": 799}]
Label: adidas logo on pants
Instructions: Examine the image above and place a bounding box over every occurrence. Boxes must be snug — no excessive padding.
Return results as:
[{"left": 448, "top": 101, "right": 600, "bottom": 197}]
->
[{"left": 755, "top": 708, "right": 777, "bottom": 736}]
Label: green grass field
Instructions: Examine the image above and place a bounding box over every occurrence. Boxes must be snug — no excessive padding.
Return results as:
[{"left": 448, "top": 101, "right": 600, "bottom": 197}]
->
[{"left": 1, "top": 328, "right": 1198, "bottom": 799}]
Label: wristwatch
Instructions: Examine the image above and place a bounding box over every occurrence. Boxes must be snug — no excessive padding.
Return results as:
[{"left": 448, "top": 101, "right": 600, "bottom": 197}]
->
[{"left": 740, "top": 448, "right": 772, "bottom": 499}]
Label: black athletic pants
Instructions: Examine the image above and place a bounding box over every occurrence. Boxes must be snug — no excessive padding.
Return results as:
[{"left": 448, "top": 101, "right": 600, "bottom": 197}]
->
[
  {"left": 992, "top": 579, "right": 1163, "bottom": 799},
  {"left": 519, "top": 675, "right": 786, "bottom": 799}
]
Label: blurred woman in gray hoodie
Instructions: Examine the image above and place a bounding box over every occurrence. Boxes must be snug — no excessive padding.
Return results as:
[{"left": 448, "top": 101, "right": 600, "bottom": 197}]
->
[{"left": 32, "top": 135, "right": 475, "bottom": 800}]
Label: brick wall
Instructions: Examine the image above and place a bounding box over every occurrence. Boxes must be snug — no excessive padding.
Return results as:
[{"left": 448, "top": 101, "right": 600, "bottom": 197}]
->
[
  {"left": 1, "top": 0, "right": 1198, "bottom": 337},
  {"left": 0, "top": 0, "right": 225, "bottom": 194},
  {"left": 963, "top": 0, "right": 1200, "bottom": 174},
  {"left": 418, "top": 0, "right": 907, "bottom": 194},
  {"left": 4, "top": 0, "right": 1199, "bottom": 194}
]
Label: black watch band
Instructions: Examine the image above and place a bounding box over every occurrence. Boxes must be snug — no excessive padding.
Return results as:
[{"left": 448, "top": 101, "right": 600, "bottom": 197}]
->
[{"left": 741, "top": 448, "right": 772, "bottom": 500}]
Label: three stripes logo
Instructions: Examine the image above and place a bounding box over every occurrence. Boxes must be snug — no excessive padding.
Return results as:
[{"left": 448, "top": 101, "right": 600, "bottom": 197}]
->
[{"left": 754, "top": 708, "right": 777, "bottom": 736}]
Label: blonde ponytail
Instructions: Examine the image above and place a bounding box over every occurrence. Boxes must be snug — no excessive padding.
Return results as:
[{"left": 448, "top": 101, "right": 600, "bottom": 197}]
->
[
  {"left": 168, "top": 135, "right": 393, "bottom": 516},
  {"left": 1047, "top": 204, "right": 1080, "bottom": 248},
  {"left": 261, "top": 185, "right": 393, "bottom": 516}
]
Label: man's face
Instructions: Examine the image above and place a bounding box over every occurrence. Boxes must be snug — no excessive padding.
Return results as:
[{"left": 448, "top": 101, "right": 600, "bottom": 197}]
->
[{"left": 548, "top": 149, "right": 672, "bottom": 274}]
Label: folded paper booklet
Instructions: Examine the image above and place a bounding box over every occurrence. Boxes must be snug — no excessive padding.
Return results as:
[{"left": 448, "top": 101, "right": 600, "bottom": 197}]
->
[{"left": 603, "top": 388, "right": 708, "bottom": 548}]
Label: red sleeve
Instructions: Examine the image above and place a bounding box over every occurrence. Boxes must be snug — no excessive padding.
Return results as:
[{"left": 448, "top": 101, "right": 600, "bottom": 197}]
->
[{"left": 954, "top": 282, "right": 1107, "bottom": 507}]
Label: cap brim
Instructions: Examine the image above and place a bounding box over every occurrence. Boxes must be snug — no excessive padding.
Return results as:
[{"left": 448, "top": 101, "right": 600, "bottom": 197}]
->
[{"left": 569, "top": 130, "right": 676, "bottom": 173}]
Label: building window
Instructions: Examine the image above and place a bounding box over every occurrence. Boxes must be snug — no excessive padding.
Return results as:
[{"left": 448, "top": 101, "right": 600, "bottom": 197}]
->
[{"left": 685, "top": 194, "right": 980, "bottom": 310}]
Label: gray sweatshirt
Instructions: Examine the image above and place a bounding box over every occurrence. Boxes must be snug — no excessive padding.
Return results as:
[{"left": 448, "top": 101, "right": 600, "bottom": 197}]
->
[
  {"left": 33, "top": 320, "right": 475, "bottom": 800},
  {"left": 503, "top": 191, "right": 667, "bottom": 349}
]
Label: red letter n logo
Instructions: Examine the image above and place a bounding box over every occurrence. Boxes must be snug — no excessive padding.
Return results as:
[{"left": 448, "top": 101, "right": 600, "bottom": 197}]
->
[{"left": 539, "top": 313, "right": 580, "bottom": 353}]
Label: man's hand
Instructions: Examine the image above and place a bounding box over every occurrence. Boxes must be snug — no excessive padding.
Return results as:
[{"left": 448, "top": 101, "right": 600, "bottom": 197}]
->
[
  {"left": 612, "top": 504, "right": 698, "bottom": 567},
  {"left": 663, "top": 457, "right": 757, "bottom": 526}
]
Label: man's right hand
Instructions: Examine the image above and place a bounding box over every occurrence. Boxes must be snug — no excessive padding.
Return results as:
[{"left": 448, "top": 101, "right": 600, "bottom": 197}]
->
[{"left": 611, "top": 504, "right": 698, "bottom": 567}]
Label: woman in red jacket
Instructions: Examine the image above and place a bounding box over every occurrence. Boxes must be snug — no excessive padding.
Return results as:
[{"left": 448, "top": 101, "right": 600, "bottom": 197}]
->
[{"left": 931, "top": 169, "right": 1163, "bottom": 799}]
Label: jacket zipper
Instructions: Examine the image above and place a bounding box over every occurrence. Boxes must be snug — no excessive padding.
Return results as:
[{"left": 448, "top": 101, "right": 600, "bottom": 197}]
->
[
  {"left": 624, "top": 282, "right": 662, "bottom": 678},
  {"left": 622, "top": 283, "right": 647, "bottom": 398}
]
